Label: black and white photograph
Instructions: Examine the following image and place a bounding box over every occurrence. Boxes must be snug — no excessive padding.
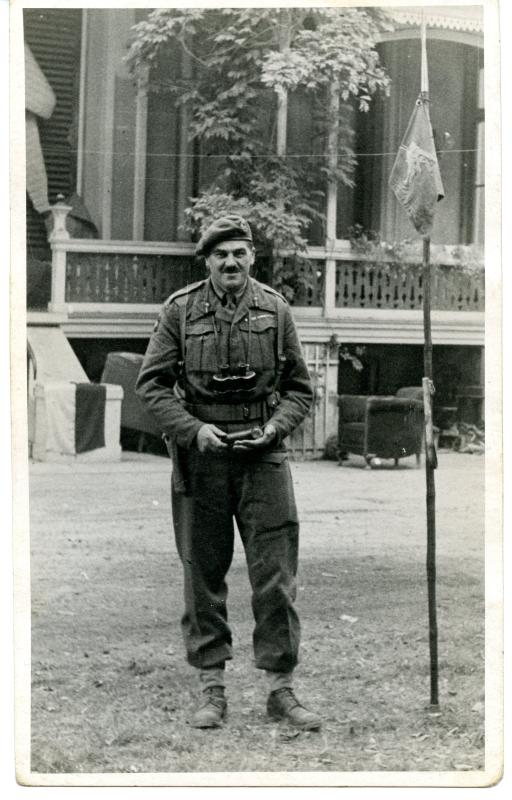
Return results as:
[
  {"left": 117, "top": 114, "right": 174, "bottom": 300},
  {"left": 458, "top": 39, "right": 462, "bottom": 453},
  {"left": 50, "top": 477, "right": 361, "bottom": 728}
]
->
[{"left": 8, "top": 0, "right": 503, "bottom": 788}]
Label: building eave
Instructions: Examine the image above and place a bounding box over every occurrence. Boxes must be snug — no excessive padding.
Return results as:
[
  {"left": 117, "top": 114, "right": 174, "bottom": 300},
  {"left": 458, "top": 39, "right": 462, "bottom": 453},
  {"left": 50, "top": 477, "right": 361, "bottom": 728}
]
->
[{"left": 389, "top": 5, "right": 483, "bottom": 34}]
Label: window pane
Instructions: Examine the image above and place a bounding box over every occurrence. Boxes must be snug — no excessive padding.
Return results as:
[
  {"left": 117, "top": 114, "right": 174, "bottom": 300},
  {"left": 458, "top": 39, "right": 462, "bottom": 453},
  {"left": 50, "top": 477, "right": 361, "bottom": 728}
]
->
[
  {"left": 353, "top": 39, "right": 483, "bottom": 245},
  {"left": 144, "top": 48, "right": 192, "bottom": 241}
]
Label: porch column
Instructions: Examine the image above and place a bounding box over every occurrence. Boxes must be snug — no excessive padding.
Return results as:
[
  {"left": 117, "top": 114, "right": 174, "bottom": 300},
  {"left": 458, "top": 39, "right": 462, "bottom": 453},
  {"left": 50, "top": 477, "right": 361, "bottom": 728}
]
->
[
  {"left": 76, "top": 10, "right": 88, "bottom": 196},
  {"left": 324, "top": 78, "right": 340, "bottom": 317},
  {"left": 48, "top": 197, "right": 72, "bottom": 313},
  {"left": 276, "top": 10, "right": 290, "bottom": 157},
  {"left": 176, "top": 52, "right": 192, "bottom": 236},
  {"left": 273, "top": 11, "right": 290, "bottom": 274},
  {"left": 133, "top": 64, "right": 149, "bottom": 240}
]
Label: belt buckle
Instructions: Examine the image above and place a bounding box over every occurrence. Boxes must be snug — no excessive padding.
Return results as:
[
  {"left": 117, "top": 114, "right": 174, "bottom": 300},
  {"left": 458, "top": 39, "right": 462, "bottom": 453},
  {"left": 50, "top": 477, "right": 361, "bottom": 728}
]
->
[{"left": 243, "top": 404, "right": 250, "bottom": 420}]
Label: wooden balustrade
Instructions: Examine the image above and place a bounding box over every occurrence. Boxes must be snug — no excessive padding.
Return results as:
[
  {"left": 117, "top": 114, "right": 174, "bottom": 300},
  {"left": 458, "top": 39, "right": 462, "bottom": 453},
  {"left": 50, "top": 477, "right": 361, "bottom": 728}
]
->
[
  {"left": 66, "top": 251, "right": 202, "bottom": 304},
  {"left": 335, "top": 260, "right": 484, "bottom": 312},
  {"left": 50, "top": 236, "right": 484, "bottom": 314}
]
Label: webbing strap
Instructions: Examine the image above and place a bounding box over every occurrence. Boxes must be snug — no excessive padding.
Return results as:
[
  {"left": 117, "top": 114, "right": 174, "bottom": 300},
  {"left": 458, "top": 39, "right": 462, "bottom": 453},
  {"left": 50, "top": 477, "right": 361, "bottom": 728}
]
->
[
  {"left": 185, "top": 401, "right": 268, "bottom": 423},
  {"left": 275, "top": 300, "right": 286, "bottom": 390},
  {"left": 177, "top": 295, "right": 188, "bottom": 361},
  {"left": 177, "top": 290, "right": 286, "bottom": 394},
  {"left": 276, "top": 300, "right": 285, "bottom": 360}
]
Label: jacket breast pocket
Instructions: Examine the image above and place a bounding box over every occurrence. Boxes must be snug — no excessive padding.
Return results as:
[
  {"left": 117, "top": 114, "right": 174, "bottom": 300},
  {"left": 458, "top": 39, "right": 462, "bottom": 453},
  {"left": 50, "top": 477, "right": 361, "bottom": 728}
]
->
[
  {"left": 185, "top": 320, "right": 216, "bottom": 372},
  {"left": 239, "top": 313, "right": 277, "bottom": 370}
]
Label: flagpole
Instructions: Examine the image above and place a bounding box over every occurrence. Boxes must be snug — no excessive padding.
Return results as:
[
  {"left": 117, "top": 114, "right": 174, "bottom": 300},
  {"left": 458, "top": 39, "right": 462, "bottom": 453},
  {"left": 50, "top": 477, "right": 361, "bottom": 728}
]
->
[
  {"left": 389, "top": 15, "right": 444, "bottom": 711},
  {"left": 420, "top": 17, "right": 439, "bottom": 709},
  {"left": 422, "top": 239, "right": 439, "bottom": 708},
  {"left": 421, "top": 17, "right": 429, "bottom": 95}
]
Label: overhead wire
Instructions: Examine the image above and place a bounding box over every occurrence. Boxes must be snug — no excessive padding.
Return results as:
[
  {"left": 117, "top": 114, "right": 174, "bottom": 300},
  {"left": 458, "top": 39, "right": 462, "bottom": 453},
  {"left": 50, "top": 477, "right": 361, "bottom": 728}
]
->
[{"left": 36, "top": 146, "right": 482, "bottom": 158}]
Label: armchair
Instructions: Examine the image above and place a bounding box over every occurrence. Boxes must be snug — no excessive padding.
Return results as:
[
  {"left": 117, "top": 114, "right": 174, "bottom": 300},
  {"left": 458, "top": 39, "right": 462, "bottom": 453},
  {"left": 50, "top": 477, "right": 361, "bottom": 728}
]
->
[{"left": 337, "top": 387, "right": 424, "bottom": 468}]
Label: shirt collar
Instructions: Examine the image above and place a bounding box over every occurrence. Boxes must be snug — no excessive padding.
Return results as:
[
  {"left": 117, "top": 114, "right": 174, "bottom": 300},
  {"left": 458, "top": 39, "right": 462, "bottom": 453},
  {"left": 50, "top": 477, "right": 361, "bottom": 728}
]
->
[
  {"left": 209, "top": 276, "right": 248, "bottom": 304},
  {"left": 188, "top": 277, "right": 275, "bottom": 321}
]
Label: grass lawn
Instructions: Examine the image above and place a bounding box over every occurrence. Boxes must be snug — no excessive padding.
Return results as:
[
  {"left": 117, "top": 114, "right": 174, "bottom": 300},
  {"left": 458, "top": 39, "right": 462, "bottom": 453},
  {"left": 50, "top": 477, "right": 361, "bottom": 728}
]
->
[{"left": 27, "top": 452, "right": 486, "bottom": 777}]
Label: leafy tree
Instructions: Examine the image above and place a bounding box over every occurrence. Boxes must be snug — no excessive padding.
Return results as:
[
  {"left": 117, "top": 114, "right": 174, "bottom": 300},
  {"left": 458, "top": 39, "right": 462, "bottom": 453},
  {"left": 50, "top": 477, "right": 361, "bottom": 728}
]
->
[{"left": 127, "top": 7, "right": 392, "bottom": 293}]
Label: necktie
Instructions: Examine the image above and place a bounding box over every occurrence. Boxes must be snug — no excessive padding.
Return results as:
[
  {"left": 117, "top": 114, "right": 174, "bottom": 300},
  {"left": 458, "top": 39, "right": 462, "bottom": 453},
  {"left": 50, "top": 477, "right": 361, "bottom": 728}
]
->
[{"left": 222, "top": 294, "right": 237, "bottom": 311}]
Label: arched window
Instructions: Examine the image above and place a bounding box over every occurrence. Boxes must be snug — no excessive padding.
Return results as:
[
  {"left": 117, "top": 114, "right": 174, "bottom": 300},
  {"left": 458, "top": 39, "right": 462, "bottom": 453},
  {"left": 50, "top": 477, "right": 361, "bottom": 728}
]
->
[{"left": 350, "top": 37, "right": 484, "bottom": 245}]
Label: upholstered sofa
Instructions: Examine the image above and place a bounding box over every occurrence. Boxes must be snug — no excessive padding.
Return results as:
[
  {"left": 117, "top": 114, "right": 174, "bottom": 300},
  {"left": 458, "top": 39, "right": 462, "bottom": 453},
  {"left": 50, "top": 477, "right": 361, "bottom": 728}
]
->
[{"left": 337, "top": 387, "right": 424, "bottom": 467}]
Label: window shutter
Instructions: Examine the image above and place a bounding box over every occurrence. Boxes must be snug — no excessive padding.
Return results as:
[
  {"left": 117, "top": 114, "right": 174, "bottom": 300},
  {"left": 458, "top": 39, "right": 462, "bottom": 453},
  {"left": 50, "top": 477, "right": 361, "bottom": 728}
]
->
[{"left": 24, "top": 9, "right": 82, "bottom": 264}]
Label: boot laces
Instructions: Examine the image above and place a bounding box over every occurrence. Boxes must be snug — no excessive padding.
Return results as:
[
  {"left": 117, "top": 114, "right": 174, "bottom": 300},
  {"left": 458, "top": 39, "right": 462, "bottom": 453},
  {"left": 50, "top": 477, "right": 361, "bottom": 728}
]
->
[
  {"left": 200, "top": 687, "right": 225, "bottom": 710},
  {"left": 274, "top": 687, "right": 301, "bottom": 710}
]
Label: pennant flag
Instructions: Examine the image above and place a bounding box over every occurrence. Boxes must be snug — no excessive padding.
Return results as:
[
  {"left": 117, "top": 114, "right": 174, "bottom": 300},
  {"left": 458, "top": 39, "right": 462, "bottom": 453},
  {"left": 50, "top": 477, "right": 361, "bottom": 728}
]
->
[{"left": 389, "top": 94, "right": 444, "bottom": 236}]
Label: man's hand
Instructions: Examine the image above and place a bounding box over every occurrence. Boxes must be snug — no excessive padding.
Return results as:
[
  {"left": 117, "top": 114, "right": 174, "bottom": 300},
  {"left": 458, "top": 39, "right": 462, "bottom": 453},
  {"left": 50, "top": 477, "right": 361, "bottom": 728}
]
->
[
  {"left": 232, "top": 423, "right": 277, "bottom": 452},
  {"left": 196, "top": 424, "right": 228, "bottom": 454}
]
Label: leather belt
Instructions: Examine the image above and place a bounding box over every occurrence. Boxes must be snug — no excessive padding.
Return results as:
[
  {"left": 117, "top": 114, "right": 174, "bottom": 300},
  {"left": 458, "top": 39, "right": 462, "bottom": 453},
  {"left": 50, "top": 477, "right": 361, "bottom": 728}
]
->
[{"left": 185, "top": 400, "right": 269, "bottom": 423}]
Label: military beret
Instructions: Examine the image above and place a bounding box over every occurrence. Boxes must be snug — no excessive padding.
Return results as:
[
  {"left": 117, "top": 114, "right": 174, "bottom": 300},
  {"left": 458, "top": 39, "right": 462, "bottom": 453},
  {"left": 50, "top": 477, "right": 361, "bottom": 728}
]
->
[{"left": 195, "top": 214, "right": 253, "bottom": 256}]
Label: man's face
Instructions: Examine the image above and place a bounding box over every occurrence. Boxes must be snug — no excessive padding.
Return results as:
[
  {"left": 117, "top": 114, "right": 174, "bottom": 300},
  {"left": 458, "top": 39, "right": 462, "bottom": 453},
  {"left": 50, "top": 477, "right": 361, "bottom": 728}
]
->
[{"left": 205, "top": 239, "right": 255, "bottom": 294}]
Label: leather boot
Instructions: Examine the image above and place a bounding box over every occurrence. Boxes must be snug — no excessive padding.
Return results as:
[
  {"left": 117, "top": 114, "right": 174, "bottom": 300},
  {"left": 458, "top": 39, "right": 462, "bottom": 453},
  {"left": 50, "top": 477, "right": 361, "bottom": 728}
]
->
[
  {"left": 267, "top": 688, "right": 321, "bottom": 731},
  {"left": 190, "top": 686, "right": 227, "bottom": 728}
]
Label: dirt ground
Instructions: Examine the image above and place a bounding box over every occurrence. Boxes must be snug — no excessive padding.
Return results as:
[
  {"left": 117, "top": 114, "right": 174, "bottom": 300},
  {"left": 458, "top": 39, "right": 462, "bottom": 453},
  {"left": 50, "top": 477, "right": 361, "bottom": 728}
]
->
[{"left": 27, "top": 450, "right": 486, "bottom": 777}]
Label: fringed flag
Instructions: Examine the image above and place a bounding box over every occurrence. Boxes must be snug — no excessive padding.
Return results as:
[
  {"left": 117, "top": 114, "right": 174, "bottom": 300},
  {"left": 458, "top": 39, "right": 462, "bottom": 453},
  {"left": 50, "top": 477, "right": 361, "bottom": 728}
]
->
[{"left": 389, "top": 93, "right": 444, "bottom": 236}]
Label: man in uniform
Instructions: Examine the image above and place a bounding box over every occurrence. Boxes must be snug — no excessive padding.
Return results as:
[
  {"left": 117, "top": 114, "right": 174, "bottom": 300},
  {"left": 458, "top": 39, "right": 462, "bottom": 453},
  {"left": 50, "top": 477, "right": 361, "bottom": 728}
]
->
[{"left": 136, "top": 215, "right": 321, "bottom": 730}]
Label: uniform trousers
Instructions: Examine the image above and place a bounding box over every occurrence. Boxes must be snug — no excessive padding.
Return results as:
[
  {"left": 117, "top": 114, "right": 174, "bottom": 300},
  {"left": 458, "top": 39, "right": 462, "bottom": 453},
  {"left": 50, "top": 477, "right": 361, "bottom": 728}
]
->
[{"left": 171, "top": 447, "right": 300, "bottom": 673}]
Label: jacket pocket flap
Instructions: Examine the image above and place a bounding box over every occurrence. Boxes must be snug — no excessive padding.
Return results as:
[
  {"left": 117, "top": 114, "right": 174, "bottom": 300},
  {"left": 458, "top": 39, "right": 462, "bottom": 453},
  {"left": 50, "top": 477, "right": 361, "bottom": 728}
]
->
[
  {"left": 239, "top": 313, "right": 277, "bottom": 333},
  {"left": 186, "top": 320, "right": 215, "bottom": 337}
]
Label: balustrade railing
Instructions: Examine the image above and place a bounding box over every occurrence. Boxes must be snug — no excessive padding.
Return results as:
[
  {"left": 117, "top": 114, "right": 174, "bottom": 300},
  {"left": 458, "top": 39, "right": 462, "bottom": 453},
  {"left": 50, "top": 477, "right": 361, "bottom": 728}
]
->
[
  {"left": 281, "top": 256, "right": 325, "bottom": 307},
  {"left": 47, "top": 201, "right": 484, "bottom": 314},
  {"left": 55, "top": 245, "right": 485, "bottom": 313},
  {"left": 66, "top": 251, "right": 201, "bottom": 304},
  {"left": 335, "top": 260, "right": 484, "bottom": 312}
]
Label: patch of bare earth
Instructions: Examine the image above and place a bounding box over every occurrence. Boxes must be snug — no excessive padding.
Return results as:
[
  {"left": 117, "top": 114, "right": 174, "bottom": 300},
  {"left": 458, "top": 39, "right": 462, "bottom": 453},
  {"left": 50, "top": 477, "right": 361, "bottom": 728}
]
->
[{"left": 29, "top": 452, "right": 485, "bottom": 774}]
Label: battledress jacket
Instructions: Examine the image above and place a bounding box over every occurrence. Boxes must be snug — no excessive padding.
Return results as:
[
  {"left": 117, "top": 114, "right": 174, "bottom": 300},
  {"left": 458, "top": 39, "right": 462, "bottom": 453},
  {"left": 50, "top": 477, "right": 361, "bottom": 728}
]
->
[{"left": 135, "top": 277, "right": 313, "bottom": 449}]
